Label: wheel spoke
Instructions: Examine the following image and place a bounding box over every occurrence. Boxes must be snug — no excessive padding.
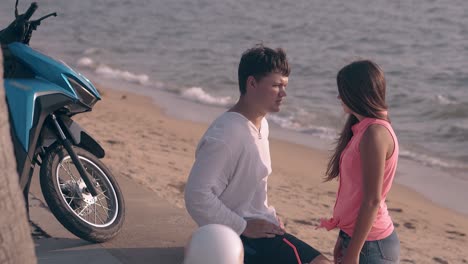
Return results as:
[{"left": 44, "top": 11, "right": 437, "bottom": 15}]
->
[
  {"left": 65, "top": 196, "right": 76, "bottom": 206},
  {"left": 95, "top": 208, "right": 106, "bottom": 224},
  {"left": 96, "top": 198, "right": 111, "bottom": 216},
  {"left": 73, "top": 207, "right": 82, "bottom": 216},
  {"left": 96, "top": 190, "right": 110, "bottom": 200},
  {"left": 77, "top": 203, "right": 91, "bottom": 216},
  {"left": 94, "top": 202, "right": 98, "bottom": 224},
  {"left": 95, "top": 201, "right": 111, "bottom": 212},
  {"left": 59, "top": 163, "right": 79, "bottom": 185}
]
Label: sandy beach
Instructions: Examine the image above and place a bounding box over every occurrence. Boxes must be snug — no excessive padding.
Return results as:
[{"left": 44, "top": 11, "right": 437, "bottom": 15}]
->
[{"left": 72, "top": 86, "right": 468, "bottom": 263}]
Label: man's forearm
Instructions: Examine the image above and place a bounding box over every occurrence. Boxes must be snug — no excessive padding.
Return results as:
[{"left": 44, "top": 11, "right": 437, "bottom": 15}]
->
[{"left": 185, "top": 191, "right": 247, "bottom": 234}]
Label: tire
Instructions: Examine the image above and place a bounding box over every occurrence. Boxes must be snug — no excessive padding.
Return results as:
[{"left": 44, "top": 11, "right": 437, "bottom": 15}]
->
[{"left": 40, "top": 144, "right": 125, "bottom": 243}]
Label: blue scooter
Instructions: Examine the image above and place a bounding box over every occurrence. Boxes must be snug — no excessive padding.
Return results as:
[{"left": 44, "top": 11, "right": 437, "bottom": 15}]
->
[{"left": 1, "top": 0, "right": 125, "bottom": 242}]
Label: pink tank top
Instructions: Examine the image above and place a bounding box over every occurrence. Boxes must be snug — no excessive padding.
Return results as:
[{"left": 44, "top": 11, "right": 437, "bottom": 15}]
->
[{"left": 319, "top": 117, "right": 399, "bottom": 241}]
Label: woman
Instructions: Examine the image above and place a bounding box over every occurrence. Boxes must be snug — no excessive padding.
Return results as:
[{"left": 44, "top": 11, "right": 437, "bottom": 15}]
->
[{"left": 319, "top": 60, "right": 400, "bottom": 264}]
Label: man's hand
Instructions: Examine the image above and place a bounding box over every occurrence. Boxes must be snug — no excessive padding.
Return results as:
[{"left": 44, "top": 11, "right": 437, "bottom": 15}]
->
[
  {"left": 241, "top": 219, "right": 285, "bottom": 238},
  {"left": 276, "top": 215, "right": 286, "bottom": 230}
]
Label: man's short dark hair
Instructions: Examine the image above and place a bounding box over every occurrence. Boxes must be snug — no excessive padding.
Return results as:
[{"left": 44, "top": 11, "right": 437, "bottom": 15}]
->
[{"left": 238, "top": 44, "right": 291, "bottom": 95}]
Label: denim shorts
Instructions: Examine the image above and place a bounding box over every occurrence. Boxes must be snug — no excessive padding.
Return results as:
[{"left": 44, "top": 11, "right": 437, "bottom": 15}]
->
[{"left": 339, "top": 230, "right": 400, "bottom": 264}]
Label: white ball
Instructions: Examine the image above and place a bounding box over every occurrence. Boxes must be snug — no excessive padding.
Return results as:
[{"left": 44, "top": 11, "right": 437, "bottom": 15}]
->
[{"left": 184, "top": 224, "right": 244, "bottom": 264}]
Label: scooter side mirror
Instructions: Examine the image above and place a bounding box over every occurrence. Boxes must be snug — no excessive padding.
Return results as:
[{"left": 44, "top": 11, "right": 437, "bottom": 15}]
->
[{"left": 15, "top": 0, "right": 19, "bottom": 18}]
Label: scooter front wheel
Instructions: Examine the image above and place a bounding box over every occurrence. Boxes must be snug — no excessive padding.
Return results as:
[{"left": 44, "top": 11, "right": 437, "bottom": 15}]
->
[{"left": 40, "top": 144, "right": 125, "bottom": 243}]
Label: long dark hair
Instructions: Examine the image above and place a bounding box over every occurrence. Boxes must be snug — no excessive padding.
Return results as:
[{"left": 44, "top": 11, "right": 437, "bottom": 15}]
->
[{"left": 325, "top": 60, "right": 389, "bottom": 181}]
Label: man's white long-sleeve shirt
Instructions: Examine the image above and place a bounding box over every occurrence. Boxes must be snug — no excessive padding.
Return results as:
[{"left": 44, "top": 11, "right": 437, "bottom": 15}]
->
[{"left": 184, "top": 112, "right": 278, "bottom": 235}]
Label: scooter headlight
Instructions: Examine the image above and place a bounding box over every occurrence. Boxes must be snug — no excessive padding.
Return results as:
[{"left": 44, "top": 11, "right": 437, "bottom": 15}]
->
[{"left": 66, "top": 77, "right": 98, "bottom": 108}]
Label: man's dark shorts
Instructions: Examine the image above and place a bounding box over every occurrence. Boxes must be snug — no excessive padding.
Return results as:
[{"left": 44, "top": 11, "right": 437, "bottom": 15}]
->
[{"left": 241, "top": 232, "right": 321, "bottom": 264}]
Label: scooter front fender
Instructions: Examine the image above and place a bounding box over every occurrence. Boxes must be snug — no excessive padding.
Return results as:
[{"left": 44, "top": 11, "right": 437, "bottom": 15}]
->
[{"left": 59, "top": 115, "right": 105, "bottom": 159}]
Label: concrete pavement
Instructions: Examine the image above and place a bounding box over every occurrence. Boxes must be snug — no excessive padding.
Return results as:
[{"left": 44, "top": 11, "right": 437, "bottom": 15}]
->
[{"left": 29, "top": 168, "right": 197, "bottom": 264}]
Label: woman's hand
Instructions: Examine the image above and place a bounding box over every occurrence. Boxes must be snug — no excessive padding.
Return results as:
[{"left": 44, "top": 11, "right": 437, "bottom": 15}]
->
[
  {"left": 333, "top": 236, "right": 343, "bottom": 264},
  {"left": 341, "top": 252, "right": 359, "bottom": 264}
]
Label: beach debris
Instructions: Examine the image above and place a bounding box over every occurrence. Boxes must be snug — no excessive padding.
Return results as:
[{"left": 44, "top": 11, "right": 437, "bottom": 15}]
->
[
  {"left": 403, "top": 222, "right": 416, "bottom": 229},
  {"left": 292, "top": 219, "right": 314, "bottom": 226},
  {"left": 432, "top": 257, "right": 448, "bottom": 264},
  {"left": 445, "top": 230, "right": 466, "bottom": 237},
  {"left": 105, "top": 139, "right": 124, "bottom": 145},
  {"left": 168, "top": 182, "right": 185, "bottom": 193},
  {"left": 388, "top": 208, "right": 403, "bottom": 213}
]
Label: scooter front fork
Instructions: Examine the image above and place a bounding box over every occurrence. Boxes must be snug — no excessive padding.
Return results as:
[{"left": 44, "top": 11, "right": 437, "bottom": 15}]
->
[{"left": 50, "top": 114, "right": 99, "bottom": 197}]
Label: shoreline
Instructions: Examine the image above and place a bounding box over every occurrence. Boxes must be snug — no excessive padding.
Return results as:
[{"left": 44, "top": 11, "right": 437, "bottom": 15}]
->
[{"left": 74, "top": 84, "right": 468, "bottom": 262}]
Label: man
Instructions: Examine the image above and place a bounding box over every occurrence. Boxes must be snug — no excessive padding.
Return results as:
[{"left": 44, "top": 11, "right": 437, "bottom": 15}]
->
[{"left": 185, "top": 45, "right": 330, "bottom": 264}]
